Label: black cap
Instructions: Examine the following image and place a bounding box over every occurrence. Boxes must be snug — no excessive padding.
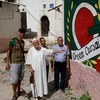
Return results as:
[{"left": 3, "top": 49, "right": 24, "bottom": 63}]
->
[{"left": 18, "top": 28, "right": 26, "bottom": 34}]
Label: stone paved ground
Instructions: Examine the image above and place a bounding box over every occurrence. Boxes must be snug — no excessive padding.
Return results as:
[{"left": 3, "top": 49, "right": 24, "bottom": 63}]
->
[
  {"left": 0, "top": 53, "right": 67, "bottom": 100},
  {"left": 0, "top": 53, "right": 80, "bottom": 100}
]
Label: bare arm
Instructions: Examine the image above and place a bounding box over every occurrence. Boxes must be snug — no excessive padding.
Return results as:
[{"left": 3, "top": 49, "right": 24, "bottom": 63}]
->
[
  {"left": 27, "top": 64, "right": 34, "bottom": 72},
  {"left": 50, "top": 57, "right": 54, "bottom": 72},
  {"left": 67, "top": 55, "right": 70, "bottom": 68},
  {"left": 67, "top": 55, "right": 71, "bottom": 80},
  {"left": 5, "top": 50, "right": 10, "bottom": 70},
  {"left": 27, "top": 65, "right": 35, "bottom": 84}
]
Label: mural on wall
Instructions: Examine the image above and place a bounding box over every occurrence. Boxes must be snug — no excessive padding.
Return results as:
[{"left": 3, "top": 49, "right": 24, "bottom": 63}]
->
[{"left": 64, "top": 0, "right": 100, "bottom": 72}]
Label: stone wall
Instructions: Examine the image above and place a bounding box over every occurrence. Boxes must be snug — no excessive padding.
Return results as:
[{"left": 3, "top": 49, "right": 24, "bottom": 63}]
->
[
  {"left": 0, "top": 1, "right": 21, "bottom": 53},
  {"left": 69, "top": 61, "right": 100, "bottom": 100},
  {"left": 0, "top": 38, "right": 12, "bottom": 53}
]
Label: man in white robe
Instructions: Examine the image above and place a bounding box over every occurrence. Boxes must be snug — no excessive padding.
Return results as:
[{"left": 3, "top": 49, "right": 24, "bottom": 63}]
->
[{"left": 26, "top": 38, "right": 65, "bottom": 99}]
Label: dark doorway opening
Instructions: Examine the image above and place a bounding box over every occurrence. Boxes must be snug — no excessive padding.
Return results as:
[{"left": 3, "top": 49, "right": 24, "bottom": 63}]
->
[
  {"left": 7, "top": 0, "right": 15, "bottom": 2},
  {"left": 21, "top": 12, "right": 27, "bottom": 30},
  {"left": 0, "top": 1, "right": 2, "bottom": 7},
  {"left": 41, "top": 16, "right": 49, "bottom": 36}
]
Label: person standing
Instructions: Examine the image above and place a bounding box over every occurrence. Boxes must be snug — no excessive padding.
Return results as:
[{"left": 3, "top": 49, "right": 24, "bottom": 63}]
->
[
  {"left": 5, "top": 28, "right": 26, "bottom": 100},
  {"left": 26, "top": 38, "right": 65, "bottom": 99},
  {"left": 51, "top": 36, "right": 70, "bottom": 93},
  {"left": 39, "top": 37, "right": 49, "bottom": 81}
]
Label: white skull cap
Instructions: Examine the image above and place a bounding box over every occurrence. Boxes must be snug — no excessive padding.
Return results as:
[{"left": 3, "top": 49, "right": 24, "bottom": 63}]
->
[{"left": 32, "top": 38, "right": 39, "bottom": 43}]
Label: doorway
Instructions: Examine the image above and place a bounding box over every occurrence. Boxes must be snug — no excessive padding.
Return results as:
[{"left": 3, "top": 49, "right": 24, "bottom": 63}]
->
[{"left": 41, "top": 16, "right": 49, "bottom": 36}]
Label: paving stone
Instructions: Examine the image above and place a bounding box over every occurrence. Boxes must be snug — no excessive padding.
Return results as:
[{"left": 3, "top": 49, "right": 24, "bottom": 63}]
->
[{"left": 0, "top": 51, "right": 80, "bottom": 100}]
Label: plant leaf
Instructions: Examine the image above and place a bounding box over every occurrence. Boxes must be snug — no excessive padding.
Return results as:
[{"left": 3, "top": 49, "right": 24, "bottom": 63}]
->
[
  {"left": 89, "top": 61, "right": 93, "bottom": 68},
  {"left": 97, "top": 56, "right": 100, "bottom": 60},
  {"left": 66, "top": 25, "right": 69, "bottom": 30},
  {"left": 98, "top": 13, "right": 100, "bottom": 21},
  {"left": 95, "top": 3, "right": 98, "bottom": 9},
  {"left": 71, "top": 1, "right": 74, "bottom": 10},
  {"left": 98, "top": 0, "right": 100, "bottom": 9},
  {"left": 90, "top": 60, "right": 97, "bottom": 64},
  {"left": 67, "top": 33, "right": 70, "bottom": 36},
  {"left": 67, "top": 18, "right": 69, "bottom": 23},
  {"left": 68, "top": 10, "right": 70, "bottom": 17},
  {"left": 67, "top": 37, "right": 70, "bottom": 42}
]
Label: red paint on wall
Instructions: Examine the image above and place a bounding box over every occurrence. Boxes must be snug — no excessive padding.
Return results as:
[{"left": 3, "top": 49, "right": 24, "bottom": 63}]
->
[
  {"left": 94, "top": 59, "right": 100, "bottom": 73},
  {"left": 75, "top": 8, "right": 94, "bottom": 47}
]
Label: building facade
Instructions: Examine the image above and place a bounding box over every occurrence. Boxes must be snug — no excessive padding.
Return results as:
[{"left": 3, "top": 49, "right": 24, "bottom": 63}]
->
[
  {"left": 18, "top": 0, "right": 64, "bottom": 43},
  {"left": 0, "top": 0, "right": 21, "bottom": 53},
  {"left": 64, "top": 0, "right": 100, "bottom": 99}
]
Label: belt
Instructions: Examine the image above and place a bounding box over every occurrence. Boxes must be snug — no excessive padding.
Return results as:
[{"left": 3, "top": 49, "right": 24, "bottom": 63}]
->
[{"left": 55, "top": 61, "right": 66, "bottom": 63}]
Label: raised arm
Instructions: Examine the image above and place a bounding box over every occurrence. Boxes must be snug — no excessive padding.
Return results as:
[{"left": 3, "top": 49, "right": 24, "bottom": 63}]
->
[
  {"left": 43, "top": 47, "right": 65, "bottom": 57},
  {"left": 52, "top": 49, "right": 65, "bottom": 54}
]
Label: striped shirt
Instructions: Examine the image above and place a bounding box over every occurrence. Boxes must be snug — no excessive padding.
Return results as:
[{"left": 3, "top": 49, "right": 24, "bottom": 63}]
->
[{"left": 8, "top": 38, "right": 24, "bottom": 63}]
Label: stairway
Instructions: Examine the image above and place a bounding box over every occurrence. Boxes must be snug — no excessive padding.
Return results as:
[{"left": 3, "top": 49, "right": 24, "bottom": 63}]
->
[{"left": 23, "top": 28, "right": 37, "bottom": 39}]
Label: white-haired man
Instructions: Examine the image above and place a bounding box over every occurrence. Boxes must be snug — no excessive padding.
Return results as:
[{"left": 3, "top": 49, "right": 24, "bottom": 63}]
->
[{"left": 26, "top": 38, "right": 65, "bottom": 99}]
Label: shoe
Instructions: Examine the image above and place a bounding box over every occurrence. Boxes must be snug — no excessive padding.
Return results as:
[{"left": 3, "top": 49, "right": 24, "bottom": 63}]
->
[
  {"left": 34, "top": 97, "right": 39, "bottom": 100},
  {"left": 37, "top": 97, "right": 42, "bottom": 99},
  {"left": 53, "top": 88, "right": 58, "bottom": 93},
  {"left": 61, "top": 89, "right": 65, "bottom": 93},
  {"left": 16, "top": 91, "right": 21, "bottom": 97},
  {"left": 12, "top": 95, "right": 17, "bottom": 100}
]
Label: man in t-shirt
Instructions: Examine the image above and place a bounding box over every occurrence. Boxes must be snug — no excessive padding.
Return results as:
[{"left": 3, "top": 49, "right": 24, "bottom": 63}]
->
[{"left": 5, "top": 28, "right": 26, "bottom": 100}]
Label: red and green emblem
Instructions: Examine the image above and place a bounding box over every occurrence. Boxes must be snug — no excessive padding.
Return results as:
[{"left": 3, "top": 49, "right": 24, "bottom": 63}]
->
[{"left": 64, "top": 0, "right": 100, "bottom": 72}]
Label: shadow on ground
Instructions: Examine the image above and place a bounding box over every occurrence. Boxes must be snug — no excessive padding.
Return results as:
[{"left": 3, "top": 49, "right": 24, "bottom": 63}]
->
[
  {"left": 18, "top": 82, "right": 55, "bottom": 100},
  {"left": 46, "top": 80, "right": 54, "bottom": 99}
]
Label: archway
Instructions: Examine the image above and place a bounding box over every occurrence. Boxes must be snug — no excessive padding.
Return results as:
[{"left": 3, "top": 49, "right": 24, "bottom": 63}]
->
[{"left": 41, "top": 16, "right": 50, "bottom": 36}]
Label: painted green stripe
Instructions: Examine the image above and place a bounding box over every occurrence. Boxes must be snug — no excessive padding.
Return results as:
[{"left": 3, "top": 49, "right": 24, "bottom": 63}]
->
[{"left": 88, "top": 25, "right": 100, "bottom": 36}]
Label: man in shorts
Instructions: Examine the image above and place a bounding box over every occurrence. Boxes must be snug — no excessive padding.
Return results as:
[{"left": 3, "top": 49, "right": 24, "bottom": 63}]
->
[{"left": 5, "top": 28, "right": 26, "bottom": 100}]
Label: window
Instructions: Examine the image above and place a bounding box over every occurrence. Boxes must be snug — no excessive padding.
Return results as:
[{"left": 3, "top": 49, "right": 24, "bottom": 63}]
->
[
  {"left": 22, "top": 9, "right": 25, "bottom": 12},
  {"left": 50, "top": 3, "right": 54, "bottom": 8},
  {"left": 43, "top": 4, "right": 46, "bottom": 9},
  {"left": 41, "top": 16, "right": 50, "bottom": 36}
]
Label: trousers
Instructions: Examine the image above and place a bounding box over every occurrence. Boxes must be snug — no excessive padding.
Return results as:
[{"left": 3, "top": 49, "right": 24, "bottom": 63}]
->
[{"left": 54, "top": 61, "right": 66, "bottom": 90}]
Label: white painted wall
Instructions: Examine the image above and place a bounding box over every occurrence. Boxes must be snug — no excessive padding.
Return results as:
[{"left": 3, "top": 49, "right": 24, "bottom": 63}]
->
[{"left": 18, "top": 0, "right": 64, "bottom": 42}]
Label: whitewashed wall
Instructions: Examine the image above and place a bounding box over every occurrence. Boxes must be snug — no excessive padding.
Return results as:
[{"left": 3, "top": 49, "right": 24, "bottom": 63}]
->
[{"left": 18, "top": 0, "right": 64, "bottom": 42}]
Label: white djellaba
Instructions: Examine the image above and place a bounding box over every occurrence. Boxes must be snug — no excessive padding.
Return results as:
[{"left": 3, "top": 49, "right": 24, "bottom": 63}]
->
[{"left": 26, "top": 38, "right": 53, "bottom": 99}]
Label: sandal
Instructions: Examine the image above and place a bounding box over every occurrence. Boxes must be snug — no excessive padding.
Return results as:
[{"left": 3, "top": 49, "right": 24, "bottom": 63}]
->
[
  {"left": 12, "top": 95, "right": 17, "bottom": 100},
  {"left": 16, "top": 91, "right": 22, "bottom": 97}
]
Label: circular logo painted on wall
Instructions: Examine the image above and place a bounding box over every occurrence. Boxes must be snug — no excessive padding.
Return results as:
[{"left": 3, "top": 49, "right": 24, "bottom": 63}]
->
[
  {"left": 72, "top": 3, "right": 97, "bottom": 49},
  {"left": 65, "top": 0, "right": 100, "bottom": 72}
]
